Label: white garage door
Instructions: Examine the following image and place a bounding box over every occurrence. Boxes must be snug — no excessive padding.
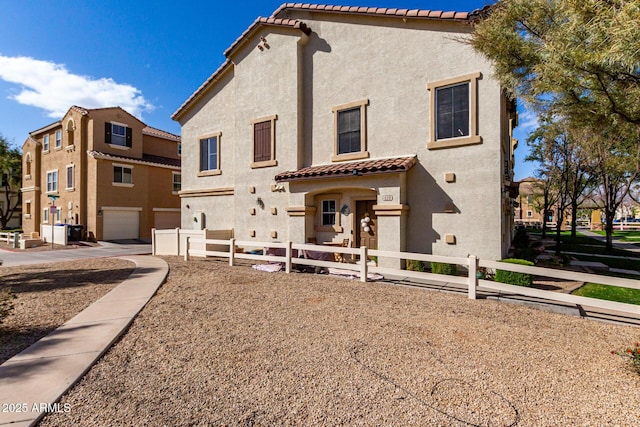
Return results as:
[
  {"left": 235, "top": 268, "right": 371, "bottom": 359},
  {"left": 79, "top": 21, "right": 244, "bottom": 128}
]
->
[{"left": 103, "top": 210, "right": 139, "bottom": 240}]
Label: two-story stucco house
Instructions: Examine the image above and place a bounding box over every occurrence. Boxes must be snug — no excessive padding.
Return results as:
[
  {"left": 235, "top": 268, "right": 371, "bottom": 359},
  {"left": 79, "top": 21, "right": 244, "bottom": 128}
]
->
[
  {"left": 172, "top": 3, "right": 518, "bottom": 264},
  {"left": 21, "top": 106, "right": 181, "bottom": 241}
]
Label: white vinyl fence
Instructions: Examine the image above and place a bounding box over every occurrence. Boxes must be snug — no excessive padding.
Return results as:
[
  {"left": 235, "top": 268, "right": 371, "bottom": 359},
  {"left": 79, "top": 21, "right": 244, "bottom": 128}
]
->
[{"left": 153, "top": 229, "right": 640, "bottom": 319}]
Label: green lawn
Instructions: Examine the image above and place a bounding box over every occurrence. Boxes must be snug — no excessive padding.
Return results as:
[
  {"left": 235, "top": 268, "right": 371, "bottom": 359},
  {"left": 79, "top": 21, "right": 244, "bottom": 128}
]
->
[
  {"left": 590, "top": 229, "right": 640, "bottom": 243},
  {"left": 572, "top": 283, "right": 640, "bottom": 305}
]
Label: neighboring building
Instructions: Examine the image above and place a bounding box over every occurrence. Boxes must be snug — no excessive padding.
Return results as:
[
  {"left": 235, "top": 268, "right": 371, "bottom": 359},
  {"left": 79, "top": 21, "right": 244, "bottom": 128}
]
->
[
  {"left": 21, "top": 106, "right": 181, "bottom": 241},
  {"left": 172, "top": 3, "right": 518, "bottom": 264},
  {"left": 515, "top": 178, "right": 554, "bottom": 228},
  {"left": 0, "top": 188, "right": 21, "bottom": 230}
]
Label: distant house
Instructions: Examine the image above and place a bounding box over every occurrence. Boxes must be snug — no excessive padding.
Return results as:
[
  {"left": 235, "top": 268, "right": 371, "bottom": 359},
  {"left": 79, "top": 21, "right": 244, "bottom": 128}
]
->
[
  {"left": 172, "top": 3, "right": 518, "bottom": 264},
  {"left": 21, "top": 106, "right": 181, "bottom": 241}
]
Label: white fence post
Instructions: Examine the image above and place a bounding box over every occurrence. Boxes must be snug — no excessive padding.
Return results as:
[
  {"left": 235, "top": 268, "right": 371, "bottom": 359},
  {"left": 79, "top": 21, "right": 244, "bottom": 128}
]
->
[
  {"left": 229, "top": 238, "right": 236, "bottom": 266},
  {"left": 360, "top": 246, "right": 368, "bottom": 282},
  {"left": 151, "top": 228, "right": 156, "bottom": 256},
  {"left": 468, "top": 255, "right": 478, "bottom": 300},
  {"left": 184, "top": 236, "right": 190, "bottom": 261},
  {"left": 285, "top": 241, "right": 292, "bottom": 274},
  {"left": 175, "top": 227, "right": 180, "bottom": 256}
]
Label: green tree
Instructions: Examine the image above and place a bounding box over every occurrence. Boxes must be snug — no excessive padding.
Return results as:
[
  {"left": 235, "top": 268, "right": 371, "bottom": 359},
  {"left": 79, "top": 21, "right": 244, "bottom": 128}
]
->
[
  {"left": 0, "top": 135, "right": 22, "bottom": 230},
  {"left": 471, "top": 0, "right": 640, "bottom": 130}
]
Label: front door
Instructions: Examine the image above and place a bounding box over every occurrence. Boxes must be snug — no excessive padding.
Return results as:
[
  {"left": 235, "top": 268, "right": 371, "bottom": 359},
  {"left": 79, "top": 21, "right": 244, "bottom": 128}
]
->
[{"left": 355, "top": 200, "right": 377, "bottom": 249}]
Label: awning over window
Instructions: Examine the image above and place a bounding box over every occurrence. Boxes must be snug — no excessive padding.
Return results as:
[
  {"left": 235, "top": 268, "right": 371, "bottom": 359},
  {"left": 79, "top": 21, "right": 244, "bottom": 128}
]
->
[{"left": 275, "top": 156, "right": 417, "bottom": 183}]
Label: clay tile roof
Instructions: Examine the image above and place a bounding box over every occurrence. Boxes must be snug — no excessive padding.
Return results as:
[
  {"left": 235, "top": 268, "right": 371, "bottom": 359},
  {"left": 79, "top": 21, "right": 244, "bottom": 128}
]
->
[
  {"left": 224, "top": 17, "right": 311, "bottom": 57},
  {"left": 143, "top": 126, "right": 181, "bottom": 142},
  {"left": 87, "top": 150, "right": 181, "bottom": 168},
  {"left": 272, "top": 3, "right": 479, "bottom": 21},
  {"left": 275, "top": 156, "right": 417, "bottom": 182}
]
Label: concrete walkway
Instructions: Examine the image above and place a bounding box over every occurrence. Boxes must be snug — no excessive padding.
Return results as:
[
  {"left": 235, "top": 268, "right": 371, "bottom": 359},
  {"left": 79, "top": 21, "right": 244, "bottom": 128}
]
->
[
  {"left": 580, "top": 229, "right": 640, "bottom": 253},
  {"left": 0, "top": 255, "right": 168, "bottom": 427}
]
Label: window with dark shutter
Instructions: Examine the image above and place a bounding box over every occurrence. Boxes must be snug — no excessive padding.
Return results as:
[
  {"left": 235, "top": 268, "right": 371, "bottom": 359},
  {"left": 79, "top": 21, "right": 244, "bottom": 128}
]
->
[
  {"left": 105, "top": 123, "right": 111, "bottom": 145},
  {"left": 253, "top": 121, "right": 271, "bottom": 163}
]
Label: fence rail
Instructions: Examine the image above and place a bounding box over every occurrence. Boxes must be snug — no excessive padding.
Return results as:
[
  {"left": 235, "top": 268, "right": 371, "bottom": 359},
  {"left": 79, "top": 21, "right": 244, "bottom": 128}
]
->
[{"left": 154, "top": 229, "right": 640, "bottom": 319}]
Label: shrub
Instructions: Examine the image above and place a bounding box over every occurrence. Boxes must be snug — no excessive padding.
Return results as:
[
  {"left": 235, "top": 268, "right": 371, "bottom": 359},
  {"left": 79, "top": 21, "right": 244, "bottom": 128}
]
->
[
  {"left": 0, "top": 289, "right": 16, "bottom": 323},
  {"left": 612, "top": 342, "right": 640, "bottom": 374},
  {"left": 431, "top": 262, "right": 458, "bottom": 276},
  {"left": 406, "top": 259, "right": 425, "bottom": 272},
  {"left": 495, "top": 258, "right": 534, "bottom": 287}
]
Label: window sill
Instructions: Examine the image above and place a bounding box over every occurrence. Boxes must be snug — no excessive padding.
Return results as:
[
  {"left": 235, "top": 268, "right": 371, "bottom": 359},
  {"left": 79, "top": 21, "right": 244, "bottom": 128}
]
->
[
  {"left": 251, "top": 159, "right": 278, "bottom": 169},
  {"left": 315, "top": 225, "right": 343, "bottom": 233},
  {"left": 112, "top": 182, "right": 134, "bottom": 188},
  {"left": 331, "top": 151, "right": 370, "bottom": 162},
  {"left": 24, "top": 174, "right": 31, "bottom": 180},
  {"left": 427, "top": 135, "right": 482, "bottom": 150},
  {"left": 46, "top": 190, "right": 58, "bottom": 194},
  {"left": 24, "top": 214, "right": 31, "bottom": 219},
  {"left": 66, "top": 145, "right": 75, "bottom": 152},
  {"left": 65, "top": 187, "right": 75, "bottom": 192},
  {"left": 108, "top": 144, "right": 130, "bottom": 150},
  {"left": 198, "top": 170, "right": 221, "bottom": 177},
  {"left": 43, "top": 150, "right": 50, "bottom": 154},
  {"left": 172, "top": 191, "right": 180, "bottom": 195},
  {"left": 55, "top": 146, "right": 62, "bottom": 151}
]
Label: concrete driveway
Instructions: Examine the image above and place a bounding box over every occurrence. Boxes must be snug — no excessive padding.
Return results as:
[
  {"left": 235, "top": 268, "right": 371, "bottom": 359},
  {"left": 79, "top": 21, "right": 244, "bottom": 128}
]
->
[{"left": 0, "top": 241, "right": 152, "bottom": 267}]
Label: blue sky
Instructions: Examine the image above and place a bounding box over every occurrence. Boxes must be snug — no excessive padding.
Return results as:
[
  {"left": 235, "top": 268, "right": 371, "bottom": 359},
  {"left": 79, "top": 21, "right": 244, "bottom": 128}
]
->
[{"left": 0, "top": 0, "right": 537, "bottom": 180}]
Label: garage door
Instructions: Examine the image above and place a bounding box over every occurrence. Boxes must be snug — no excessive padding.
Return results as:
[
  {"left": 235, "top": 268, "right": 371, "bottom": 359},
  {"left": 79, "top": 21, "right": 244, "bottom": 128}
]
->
[
  {"left": 154, "top": 211, "right": 180, "bottom": 230},
  {"left": 103, "top": 210, "right": 139, "bottom": 240}
]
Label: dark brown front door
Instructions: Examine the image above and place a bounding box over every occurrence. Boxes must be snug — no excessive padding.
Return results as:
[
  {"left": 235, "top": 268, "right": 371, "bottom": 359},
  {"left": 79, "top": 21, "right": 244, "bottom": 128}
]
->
[{"left": 355, "top": 200, "right": 377, "bottom": 249}]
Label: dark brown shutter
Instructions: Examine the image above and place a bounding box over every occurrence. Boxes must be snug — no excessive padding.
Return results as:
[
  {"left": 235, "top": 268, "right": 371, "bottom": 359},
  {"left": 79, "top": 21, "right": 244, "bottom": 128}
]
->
[
  {"left": 125, "top": 127, "right": 133, "bottom": 147},
  {"left": 200, "top": 139, "right": 207, "bottom": 171},
  {"left": 254, "top": 121, "right": 271, "bottom": 162},
  {"left": 105, "top": 123, "right": 111, "bottom": 144}
]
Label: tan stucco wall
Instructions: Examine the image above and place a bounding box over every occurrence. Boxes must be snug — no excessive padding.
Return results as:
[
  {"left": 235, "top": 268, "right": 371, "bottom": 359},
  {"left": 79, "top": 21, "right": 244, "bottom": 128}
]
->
[{"left": 178, "top": 14, "right": 511, "bottom": 260}]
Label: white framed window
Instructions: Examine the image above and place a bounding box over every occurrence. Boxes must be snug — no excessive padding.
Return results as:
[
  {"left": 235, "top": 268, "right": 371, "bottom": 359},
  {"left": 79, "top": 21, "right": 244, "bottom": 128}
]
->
[
  {"left": 56, "top": 207, "right": 61, "bottom": 223},
  {"left": 172, "top": 172, "right": 181, "bottom": 193},
  {"left": 55, "top": 130, "right": 62, "bottom": 148},
  {"left": 315, "top": 193, "right": 343, "bottom": 232},
  {"left": 427, "top": 72, "right": 482, "bottom": 149},
  {"left": 527, "top": 210, "right": 533, "bottom": 218},
  {"left": 198, "top": 132, "right": 221, "bottom": 176},
  {"left": 106, "top": 122, "right": 131, "bottom": 148},
  {"left": 322, "top": 199, "right": 337, "bottom": 226},
  {"left": 66, "top": 165, "right": 75, "bottom": 190},
  {"left": 46, "top": 170, "right": 58, "bottom": 193},
  {"left": 43, "top": 208, "right": 49, "bottom": 223},
  {"left": 43, "top": 134, "right": 50, "bottom": 152},
  {"left": 113, "top": 164, "right": 133, "bottom": 186},
  {"left": 332, "top": 99, "right": 369, "bottom": 162}
]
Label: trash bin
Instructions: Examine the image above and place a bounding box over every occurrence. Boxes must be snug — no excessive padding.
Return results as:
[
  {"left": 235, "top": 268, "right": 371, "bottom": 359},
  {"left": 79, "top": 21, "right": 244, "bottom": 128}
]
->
[{"left": 67, "top": 225, "right": 84, "bottom": 241}]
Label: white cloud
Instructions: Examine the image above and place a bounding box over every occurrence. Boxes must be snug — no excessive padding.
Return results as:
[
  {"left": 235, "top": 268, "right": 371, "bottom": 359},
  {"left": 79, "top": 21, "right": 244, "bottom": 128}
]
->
[
  {"left": 0, "top": 55, "right": 153, "bottom": 119},
  {"left": 517, "top": 106, "right": 540, "bottom": 133}
]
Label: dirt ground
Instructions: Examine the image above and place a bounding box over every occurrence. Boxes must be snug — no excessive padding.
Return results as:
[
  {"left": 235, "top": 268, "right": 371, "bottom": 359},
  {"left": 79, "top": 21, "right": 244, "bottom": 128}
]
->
[
  {"left": 0, "top": 258, "right": 135, "bottom": 364},
  {"left": 34, "top": 256, "right": 640, "bottom": 426}
]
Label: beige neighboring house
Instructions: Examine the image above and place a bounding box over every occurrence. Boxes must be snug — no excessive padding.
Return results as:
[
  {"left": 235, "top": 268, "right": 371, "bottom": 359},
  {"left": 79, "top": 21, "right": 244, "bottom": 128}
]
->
[
  {"left": 21, "top": 106, "right": 181, "bottom": 241},
  {"left": 515, "top": 178, "right": 552, "bottom": 228},
  {"left": 172, "top": 4, "right": 518, "bottom": 265}
]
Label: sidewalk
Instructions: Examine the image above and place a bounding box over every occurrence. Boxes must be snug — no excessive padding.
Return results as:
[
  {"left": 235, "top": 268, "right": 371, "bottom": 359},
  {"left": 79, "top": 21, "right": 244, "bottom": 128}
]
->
[
  {"left": 0, "top": 255, "right": 168, "bottom": 427},
  {"left": 579, "top": 229, "right": 640, "bottom": 253},
  {"left": 0, "top": 241, "right": 151, "bottom": 267}
]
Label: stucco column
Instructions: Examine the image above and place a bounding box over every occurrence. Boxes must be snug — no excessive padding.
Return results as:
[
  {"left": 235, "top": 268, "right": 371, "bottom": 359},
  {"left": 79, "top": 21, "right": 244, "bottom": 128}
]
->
[{"left": 373, "top": 204, "right": 409, "bottom": 269}]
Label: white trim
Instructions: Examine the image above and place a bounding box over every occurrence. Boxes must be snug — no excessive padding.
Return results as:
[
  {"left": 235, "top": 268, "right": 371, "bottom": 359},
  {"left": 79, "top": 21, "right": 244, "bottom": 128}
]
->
[
  {"left": 153, "top": 208, "right": 181, "bottom": 212},
  {"left": 112, "top": 182, "right": 134, "bottom": 188},
  {"left": 46, "top": 169, "right": 59, "bottom": 193},
  {"left": 108, "top": 144, "right": 131, "bottom": 150},
  {"left": 101, "top": 206, "right": 143, "bottom": 211}
]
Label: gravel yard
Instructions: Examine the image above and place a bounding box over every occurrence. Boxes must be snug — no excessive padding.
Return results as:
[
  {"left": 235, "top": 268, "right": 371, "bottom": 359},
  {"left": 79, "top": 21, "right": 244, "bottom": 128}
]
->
[
  {"left": 0, "top": 258, "right": 135, "bottom": 364},
  {"left": 35, "top": 257, "right": 640, "bottom": 425}
]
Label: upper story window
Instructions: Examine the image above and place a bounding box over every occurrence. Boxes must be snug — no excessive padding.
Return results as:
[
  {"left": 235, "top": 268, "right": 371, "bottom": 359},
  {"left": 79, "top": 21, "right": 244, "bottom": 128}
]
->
[
  {"left": 46, "top": 170, "right": 58, "bottom": 193},
  {"left": 25, "top": 153, "right": 32, "bottom": 178},
  {"left": 66, "top": 164, "right": 75, "bottom": 191},
  {"left": 198, "top": 132, "right": 221, "bottom": 176},
  {"left": 332, "top": 99, "right": 369, "bottom": 162},
  {"left": 113, "top": 164, "right": 133, "bottom": 186},
  {"left": 172, "top": 172, "right": 181, "bottom": 193},
  {"left": 43, "top": 135, "right": 50, "bottom": 152},
  {"left": 105, "top": 122, "right": 132, "bottom": 148},
  {"left": 55, "top": 130, "right": 62, "bottom": 149},
  {"left": 177, "top": 143, "right": 182, "bottom": 156},
  {"left": 251, "top": 115, "right": 277, "bottom": 168},
  {"left": 427, "top": 72, "right": 482, "bottom": 150}
]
